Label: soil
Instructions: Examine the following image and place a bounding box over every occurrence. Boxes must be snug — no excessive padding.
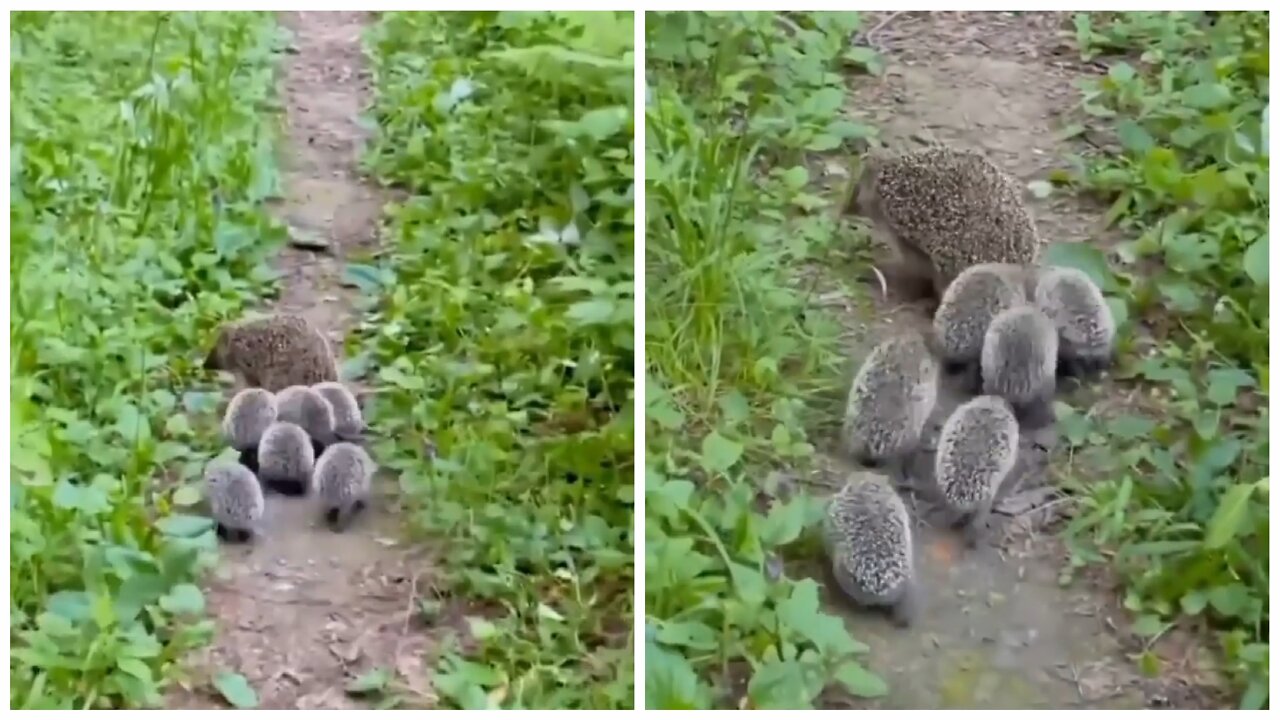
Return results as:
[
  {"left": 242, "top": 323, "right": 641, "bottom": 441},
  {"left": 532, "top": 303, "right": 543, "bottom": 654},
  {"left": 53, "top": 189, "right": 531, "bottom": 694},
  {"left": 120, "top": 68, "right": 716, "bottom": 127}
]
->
[
  {"left": 810, "top": 11, "right": 1229, "bottom": 710},
  {"left": 167, "top": 12, "right": 439, "bottom": 709}
]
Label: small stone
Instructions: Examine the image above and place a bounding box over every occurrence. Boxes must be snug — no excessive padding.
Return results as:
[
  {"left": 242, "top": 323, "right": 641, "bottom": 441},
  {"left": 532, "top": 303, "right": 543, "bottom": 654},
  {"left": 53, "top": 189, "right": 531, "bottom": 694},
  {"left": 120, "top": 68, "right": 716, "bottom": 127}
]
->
[{"left": 289, "top": 227, "right": 332, "bottom": 252}]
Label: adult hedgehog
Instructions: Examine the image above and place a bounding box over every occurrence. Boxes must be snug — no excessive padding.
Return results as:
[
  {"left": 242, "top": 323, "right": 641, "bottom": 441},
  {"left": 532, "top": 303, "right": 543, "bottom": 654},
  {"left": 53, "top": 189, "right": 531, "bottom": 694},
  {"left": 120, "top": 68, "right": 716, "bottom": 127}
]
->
[{"left": 846, "top": 145, "right": 1039, "bottom": 303}]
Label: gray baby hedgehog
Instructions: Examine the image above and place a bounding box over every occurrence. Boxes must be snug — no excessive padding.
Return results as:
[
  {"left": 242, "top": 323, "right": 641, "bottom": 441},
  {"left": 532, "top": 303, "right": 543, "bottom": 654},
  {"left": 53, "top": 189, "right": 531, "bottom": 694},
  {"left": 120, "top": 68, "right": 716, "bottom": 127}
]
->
[
  {"left": 312, "top": 381, "right": 367, "bottom": 441},
  {"left": 257, "top": 421, "right": 316, "bottom": 497},
  {"left": 276, "top": 385, "right": 337, "bottom": 458},
  {"left": 842, "top": 331, "right": 939, "bottom": 485},
  {"left": 205, "top": 461, "right": 265, "bottom": 543},
  {"left": 1032, "top": 266, "right": 1116, "bottom": 379},
  {"left": 204, "top": 313, "right": 338, "bottom": 393},
  {"left": 823, "top": 470, "right": 919, "bottom": 627},
  {"left": 933, "top": 263, "right": 1030, "bottom": 393},
  {"left": 222, "top": 388, "right": 277, "bottom": 474},
  {"left": 847, "top": 145, "right": 1039, "bottom": 303},
  {"left": 981, "top": 305, "right": 1059, "bottom": 431},
  {"left": 934, "top": 395, "right": 1020, "bottom": 548},
  {"left": 313, "top": 442, "right": 376, "bottom": 533}
]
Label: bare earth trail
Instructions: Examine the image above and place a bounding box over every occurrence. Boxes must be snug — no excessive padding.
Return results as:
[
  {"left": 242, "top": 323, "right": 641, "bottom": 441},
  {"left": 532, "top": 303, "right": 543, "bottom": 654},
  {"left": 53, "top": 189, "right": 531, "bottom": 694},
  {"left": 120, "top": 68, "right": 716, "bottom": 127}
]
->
[
  {"left": 810, "top": 12, "right": 1222, "bottom": 710},
  {"left": 169, "top": 12, "right": 437, "bottom": 709}
]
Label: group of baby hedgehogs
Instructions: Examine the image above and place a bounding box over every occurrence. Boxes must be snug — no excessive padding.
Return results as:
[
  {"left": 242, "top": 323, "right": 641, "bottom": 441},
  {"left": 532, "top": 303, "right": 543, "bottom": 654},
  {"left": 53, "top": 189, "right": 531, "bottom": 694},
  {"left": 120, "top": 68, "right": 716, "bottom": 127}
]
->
[
  {"left": 199, "top": 313, "right": 375, "bottom": 543},
  {"left": 823, "top": 144, "right": 1117, "bottom": 627}
]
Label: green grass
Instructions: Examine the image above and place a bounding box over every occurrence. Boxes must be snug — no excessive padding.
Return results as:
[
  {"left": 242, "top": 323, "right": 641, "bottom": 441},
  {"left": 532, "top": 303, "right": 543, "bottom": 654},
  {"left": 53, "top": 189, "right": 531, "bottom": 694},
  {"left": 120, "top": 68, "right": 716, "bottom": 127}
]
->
[
  {"left": 644, "top": 12, "right": 888, "bottom": 709},
  {"left": 10, "top": 11, "right": 287, "bottom": 709},
  {"left": 1043, "top": 11, "right": 1268, "bottom": 709},
  {"left": 354, "top": 11, "right": 634, "bottom": 709}
]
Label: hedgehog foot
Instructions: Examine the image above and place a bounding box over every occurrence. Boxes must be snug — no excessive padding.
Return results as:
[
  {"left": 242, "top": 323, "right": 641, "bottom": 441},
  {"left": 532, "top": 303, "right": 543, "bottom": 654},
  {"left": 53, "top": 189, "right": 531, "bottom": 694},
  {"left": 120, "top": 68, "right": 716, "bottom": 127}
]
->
[
  {"left": 324, "top": 501, "right": 363, "bottom": 533},
  {"left": 1059, "top": 354, "right": 1110, "bottom": 381},
  {"left": 889, "top": 579, "right": 920, "bottom": 628},
  {"left": 237, "top": 447, "right": 260, "bottom": 475},
  {"left": 1013, "top": 397, "right": 1056, "bottom": 432},
  {"left": 265, "top": 477, "right": 309, "bottom": 497},
  {"left": 215, "top": 523, "right": 253, "bottom": 544}
]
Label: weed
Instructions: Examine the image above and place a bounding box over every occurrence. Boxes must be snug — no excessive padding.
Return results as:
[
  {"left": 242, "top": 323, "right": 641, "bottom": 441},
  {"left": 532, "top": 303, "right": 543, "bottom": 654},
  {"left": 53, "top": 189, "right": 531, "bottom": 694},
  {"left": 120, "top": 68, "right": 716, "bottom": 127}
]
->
[
  {"left": 355, "top": 11, "right": 634, "bottom": 709},
  {"left": 10, "top": 11, "right": 286, "bottom": 708},
  {"left": 645, "top": 12, "right": 889, "bottom": 709},
  {"left": 1047, "top": 11, "right": 1268, "bottom": 709}
]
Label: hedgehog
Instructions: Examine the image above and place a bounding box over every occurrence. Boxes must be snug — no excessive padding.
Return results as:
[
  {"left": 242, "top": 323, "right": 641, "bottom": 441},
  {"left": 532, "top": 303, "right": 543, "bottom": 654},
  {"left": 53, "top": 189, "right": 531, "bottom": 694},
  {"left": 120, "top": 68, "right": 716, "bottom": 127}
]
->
[
  {"left": 933, "top": 262, "right": 1031, "bottom": 393},
  {"left": 221, "top": 388, "right": 277, "bottom": 474},
  {"left": 1032, "top": 266, "right": 1116, "bottom": 379},
  {"left": 204, "top": 461, "right": 265, "bottom": 543},
  {"left": 312, "top": 442, "right": 376, "bottom": 532},
  {"left": 823, "top": 470, "right": 919, "bottom": 626},
  {"left": 981, "top": 305, "right": 1059, "bottom": 431},
  {"left": 934, "top": 395, "right": 1020, "bottom": 548},
  {"left": 841, "top": 331, "right": 939, "bottom": 485},
  {"left": 276, "top": 385, "right": 337, "bottom": 458},
  {"left": 312, "top": 381, "right": 367, "bottom": 441},
  {"left": 257, "top": 421, "right": 315, "bottom": 496},
  {"left": 203, "top": 313, "right": 338, "bottom": 392},
  {"left": 846, "top": 145, "right": 1039, "bottom": 304}
]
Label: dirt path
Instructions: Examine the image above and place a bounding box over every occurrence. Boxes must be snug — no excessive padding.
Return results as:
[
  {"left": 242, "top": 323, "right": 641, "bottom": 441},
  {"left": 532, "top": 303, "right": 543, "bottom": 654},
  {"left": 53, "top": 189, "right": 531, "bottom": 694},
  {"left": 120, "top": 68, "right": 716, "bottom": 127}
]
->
[
  {"left": 812, "top": 12, "right": 1221, "bottom": 710},
  {"left": 170, "top": 12, "right": 436, "bottom": 709}
]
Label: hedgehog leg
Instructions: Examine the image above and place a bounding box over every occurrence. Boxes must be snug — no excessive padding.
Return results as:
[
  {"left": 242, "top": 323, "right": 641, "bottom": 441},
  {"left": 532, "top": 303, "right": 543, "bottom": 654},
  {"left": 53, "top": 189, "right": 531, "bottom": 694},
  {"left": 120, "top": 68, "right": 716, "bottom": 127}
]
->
[
  {"left": 963, "top": 501, "right": 992, "bottom": 549},
  {"left": 266, "top": 477, "right": 309, "bottom": 497},
  {"left": 889, "top": 577, "right": 920, "bottom": 628},
  {"left": 1013, "top": 396, "right": 1056, "bottom": 432},
  {"left": 238, "top": 447, "right": 260, "bottom": 475}
]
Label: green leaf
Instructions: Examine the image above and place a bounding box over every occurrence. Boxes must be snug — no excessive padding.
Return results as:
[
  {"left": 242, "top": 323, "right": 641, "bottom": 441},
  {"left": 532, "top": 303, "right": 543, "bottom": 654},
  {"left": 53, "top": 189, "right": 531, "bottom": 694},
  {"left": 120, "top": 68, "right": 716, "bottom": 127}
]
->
[
  {"left": 645, "top": 638, "right": 713, "bottom": 710},
  {"left": 345, "top": 668, "right": 391, "bottom": 697},
  {"left": 1243, "top": 234, "right": 1268, "bottom": 284},
  {"left": 1203, "top": 484, "right": 1254, "bottom": 549},
  {"left": 116, "top": 657, "right": 154, "bottom": 682},
  {"left": 214, "top": 671, "right": 259, "bottom": 709},
  {"left": 156, "top": 514, "right": 215, "bottom": 538},
  {"left": 159, "top": 584, "right": 206, "bottom": 615},
  {"left": 1182, "top": 82, "right": 1231, "bottom": 110},
  {"left": 1041, "top": 241, "right": 1116, "bottom": 292},
  {"left": 576, "top": 105, "right": 629, "bottom": 141},
  {"left": 834, "top": 660, "right": 887, "bottom": 698},
  {"left": 342, "top": 263, "right": 387, "bottom": 293},
  {"left": 172, "top": 484, "right": 202, "bottom": 507},
  {"left": 699, "top": 431, "right": 743, "bottom": 473},
  {"left": 1116, "top": 120, "right": 1155, "bottom": 154},
  {"left": 565, "top": 299, "right": 617, "bottom": 326},
  {"left": 655, "top": 620, "right": 718, "bottom": 651}
]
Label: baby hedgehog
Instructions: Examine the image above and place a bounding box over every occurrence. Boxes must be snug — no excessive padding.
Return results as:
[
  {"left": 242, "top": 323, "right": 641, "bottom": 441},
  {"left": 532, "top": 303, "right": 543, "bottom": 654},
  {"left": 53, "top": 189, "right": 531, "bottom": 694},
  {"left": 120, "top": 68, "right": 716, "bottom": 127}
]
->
[
  {"left": 842, "top": 331, "right": 939, "bottom": 485},
  {"left": 221, "top": 388, "right": 277, "bottom": 474},
  {"left": 934, "top": 395, "right": 1020, "bottom": 548},
  {"left": 276, "top": 385, "right": 337, "bottom": 458},
  {"left": 1032, "top": 266, "right": 1116, "bottom": 379},
  {"left": 981, "top": 305, "right": 1059, "bottom": 431},
  {"left": 257, "top": 421, "right": 315, "bottom": 496},
  {"left": 205, "top": 461, "right": 265, "bottom": 543},
  {"left": 313, "top": 442, "right": 376, "bottom": 532},
  {"left": 312, "top": 381, "right": 367, "bottom": 441},
  {"left": 204, "top": 313, "right": 338, "bottom": 392},
  {"left": 933, "top": 263, "right": 1030, "bottom": 394},
  {"left": 847, "top": 145, "right": 1039, "bottom": 303},
  {"left": 823, "top": 470, "right": 919, "bottom": 627}
]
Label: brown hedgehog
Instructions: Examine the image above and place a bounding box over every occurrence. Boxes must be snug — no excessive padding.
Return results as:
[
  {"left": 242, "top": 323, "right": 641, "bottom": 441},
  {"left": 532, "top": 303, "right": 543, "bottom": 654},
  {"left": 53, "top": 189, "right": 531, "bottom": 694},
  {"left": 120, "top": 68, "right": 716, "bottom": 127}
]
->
[
  {"left": 204, "top": 313, "right": 338, "bottom": 392},
  {"left": 846, "top": 145, "right": 1039, "bottom": 304}
]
